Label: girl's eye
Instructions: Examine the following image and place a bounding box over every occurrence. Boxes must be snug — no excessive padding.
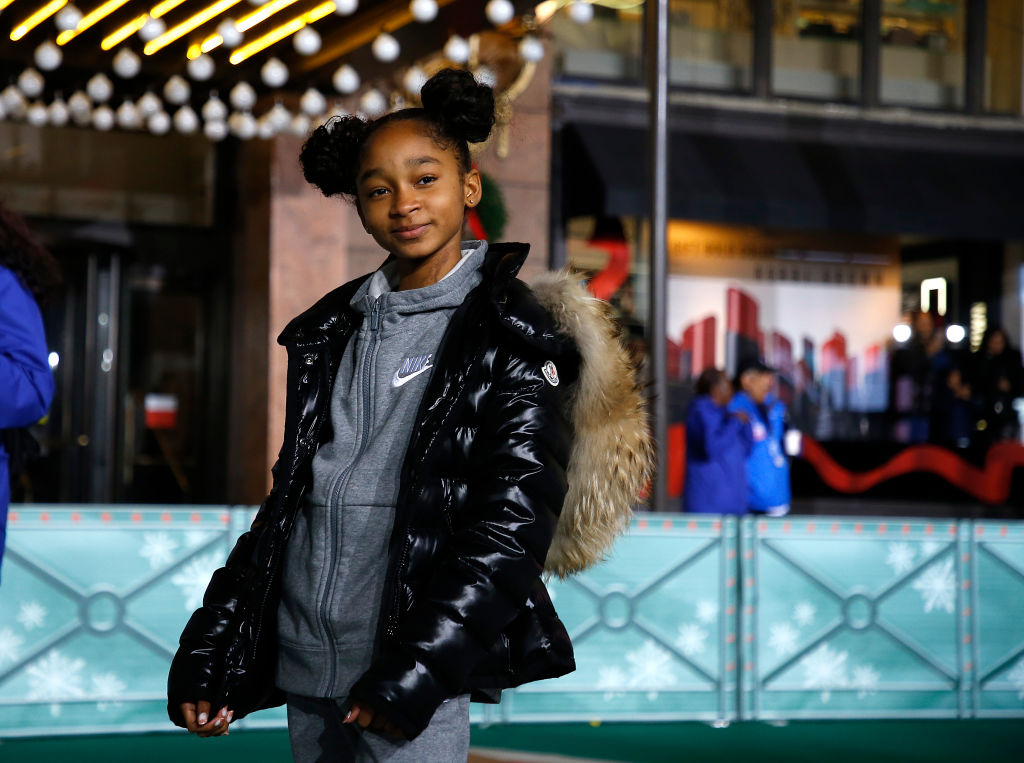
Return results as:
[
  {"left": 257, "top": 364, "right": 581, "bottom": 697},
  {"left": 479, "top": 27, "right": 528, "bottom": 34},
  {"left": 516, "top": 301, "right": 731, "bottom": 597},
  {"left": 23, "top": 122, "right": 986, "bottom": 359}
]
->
[
  {"left": 368, "top": 188, "right": 389, "bottom": 198},
  {"left": 417, "top": 175, "right": 436, "bottom": 185}
]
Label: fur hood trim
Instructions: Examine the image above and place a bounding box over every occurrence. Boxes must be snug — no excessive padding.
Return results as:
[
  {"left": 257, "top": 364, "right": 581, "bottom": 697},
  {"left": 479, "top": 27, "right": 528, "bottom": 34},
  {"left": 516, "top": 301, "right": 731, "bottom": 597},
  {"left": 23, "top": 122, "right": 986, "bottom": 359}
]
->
[{"left": 529, "top": 269, "right": 654, "bottom": 578}]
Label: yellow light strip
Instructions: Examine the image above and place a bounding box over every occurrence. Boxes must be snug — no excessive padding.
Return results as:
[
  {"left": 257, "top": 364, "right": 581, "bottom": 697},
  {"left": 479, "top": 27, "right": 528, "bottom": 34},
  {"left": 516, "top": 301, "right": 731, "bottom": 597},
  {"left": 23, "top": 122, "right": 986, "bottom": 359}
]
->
[
  {"left": 235, "top": 0, "right": 299, "bottom": 33},
  {"left": 0, "top": 0, "right": 19, "bottom": 13},
  {"left": 11, "top": 0, "right": 67, "bottom": 41},
  {"left": 143, "top": 0, "right": 242, "bottom": 55},
  {"left": 151, "top": 0, "right": 187, "bottom": 15},
  {"left": 56, "top": 0, "right": 132, "bottom": 45},
  {"left": 101, "top": 13, "right": 148, "bottom": 50},
  {"left": 229, "top": 0, "right": 333, "bottom": 64}
]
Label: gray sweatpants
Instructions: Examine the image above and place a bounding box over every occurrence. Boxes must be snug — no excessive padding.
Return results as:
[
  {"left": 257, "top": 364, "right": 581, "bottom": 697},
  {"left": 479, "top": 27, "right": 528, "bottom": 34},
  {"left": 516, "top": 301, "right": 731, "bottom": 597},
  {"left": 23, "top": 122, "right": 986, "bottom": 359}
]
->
[{"left": 285, "top": 693, "right": 471, "bottom": 763}]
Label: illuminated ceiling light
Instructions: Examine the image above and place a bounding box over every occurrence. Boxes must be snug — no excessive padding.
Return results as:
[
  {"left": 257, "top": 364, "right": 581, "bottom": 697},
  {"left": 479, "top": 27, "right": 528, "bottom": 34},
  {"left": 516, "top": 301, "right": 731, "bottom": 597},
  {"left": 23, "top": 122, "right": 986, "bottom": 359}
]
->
[
  {"left": 228, "top": 1, "right": 333, "bottom": 64},
  {"left": 151, "top": 0, "right": 188, "bottom": 16},
  {"left": 534, "top": 0, "right": 558, "bottom": 24},
  {"left": 144, "top": 0, "right": 244, "bottom": 55},
  {"left": 11, "top": 0, "right": 68, "bottom": 42},
  {"left": 235, "top": 0, "right": 300, "bottom": 33},
  {"left": 187, "top": 42, "right": 203, "bottom": 58},
  {"left": 55, "top": 3, "right": 83, "bottom": 31},
  {"left": 0, "top": 0, "right": 20, "bottom": 12},
  {"left": 56, "top": 0, "right": 133, "bottom": 46},
  {"left": 102, "top": 14, "right": 148, "bottom": 50},
  {"left": 485, "top": 0, "right": 514, "bottom": 26},
  {"left": 568, "top": 0, "right": 593, "bottom": 24},
  {"left": 217, "top": 18, "right": 243, "bottom": 47}
]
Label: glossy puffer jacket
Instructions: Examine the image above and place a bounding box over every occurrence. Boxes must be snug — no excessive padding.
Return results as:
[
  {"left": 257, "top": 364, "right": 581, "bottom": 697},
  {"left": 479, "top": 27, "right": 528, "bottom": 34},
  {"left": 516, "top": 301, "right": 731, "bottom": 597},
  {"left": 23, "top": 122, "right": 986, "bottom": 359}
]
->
[{"left": 166, "top": 242, "right": 653, "bottom": 739}]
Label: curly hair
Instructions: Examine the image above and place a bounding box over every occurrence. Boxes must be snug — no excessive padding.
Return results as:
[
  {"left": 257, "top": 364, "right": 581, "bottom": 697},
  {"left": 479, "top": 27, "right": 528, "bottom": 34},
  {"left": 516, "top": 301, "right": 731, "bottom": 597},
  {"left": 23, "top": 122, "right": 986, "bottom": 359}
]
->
[
  {"left": 299, "top": 68, "right": 495, "bottom": 201},
  {"left": 0, "top": 201, "right": 62, "bottom": 305}
]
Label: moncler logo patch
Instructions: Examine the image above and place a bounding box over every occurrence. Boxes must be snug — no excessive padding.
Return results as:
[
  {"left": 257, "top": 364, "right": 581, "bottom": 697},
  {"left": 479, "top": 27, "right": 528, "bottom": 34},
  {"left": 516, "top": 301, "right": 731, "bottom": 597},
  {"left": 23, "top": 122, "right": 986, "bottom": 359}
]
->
[
  {"left": 542, "top": 360, "right": 559, "bottom": 387},
  {"left": 392, "top": 354, "right": 433, "bottom": 387}
]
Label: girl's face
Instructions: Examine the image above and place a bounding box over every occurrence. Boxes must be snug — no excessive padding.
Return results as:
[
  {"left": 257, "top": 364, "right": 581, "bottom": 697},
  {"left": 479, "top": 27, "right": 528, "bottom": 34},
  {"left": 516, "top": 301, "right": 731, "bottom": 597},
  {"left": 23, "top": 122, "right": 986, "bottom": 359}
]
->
[{"left": 355, "top": 119, "right": 481, "bottom": 265}]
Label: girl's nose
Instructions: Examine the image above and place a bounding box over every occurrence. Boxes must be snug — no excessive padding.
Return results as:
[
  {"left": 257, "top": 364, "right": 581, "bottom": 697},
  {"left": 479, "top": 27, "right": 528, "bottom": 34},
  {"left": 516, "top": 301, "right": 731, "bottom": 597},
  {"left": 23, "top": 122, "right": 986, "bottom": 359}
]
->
[{"left": 390, "top": 187, "right": 420, "bottom": 216}]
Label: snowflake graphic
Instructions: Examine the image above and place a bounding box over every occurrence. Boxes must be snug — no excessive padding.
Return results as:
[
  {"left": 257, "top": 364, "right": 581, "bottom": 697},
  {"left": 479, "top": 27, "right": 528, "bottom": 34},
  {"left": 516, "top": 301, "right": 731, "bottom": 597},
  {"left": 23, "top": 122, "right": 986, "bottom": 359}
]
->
[
  {"left": 852, "top": 664, "right": 880, "bottom": 699},
  {"left": 675, "top": 623, "right": 708, "bottom": 658},
  {"left": 767, "top": 622, "right": 800, "bottom": 658},
  {"left": 91, "top": 672, "right": 127, "bottom": 712},
  {"left": 695, "top": 599, "right": 719, "bottom": 625},
  {"left": 184, "top": 529, "right": 214, "bottom": 549},
  {"left": 912, "top": 557, "right": 956, "bottom": 614},
  {"left": 885, "top": 542, "right": 916, "bottom": 575},
  {"left": 920, "top": 540, "right": 944, "bottom": 559},
  {"left": 26, "top": 650, "right": 86, "bottom": 717},
  {"left": 793, "top": 601, "right": 816, "bottom": 627},
  {"left": 800, "top": 643, "right": 849, "bottom": 703},
  {"left": 625, "top": 639, "right": 678, "bottom": 700},
  {"left": 140, "top": 532, "right": 179, "bottom": 568},
  {"left": 171, "top": 552, "right": 222, "bottom": 611},
  {"left": 1006, "top": 658, "right": 1024, "bottom": 700},
  {"left": 0, "top": 627, "right": 24, "bottom": 666},
  {"left": 17, "top": 601, "right": 47, "bottom": 631},
  {"left": 596, "top": 665, "right": 628, "bottom": 701}
]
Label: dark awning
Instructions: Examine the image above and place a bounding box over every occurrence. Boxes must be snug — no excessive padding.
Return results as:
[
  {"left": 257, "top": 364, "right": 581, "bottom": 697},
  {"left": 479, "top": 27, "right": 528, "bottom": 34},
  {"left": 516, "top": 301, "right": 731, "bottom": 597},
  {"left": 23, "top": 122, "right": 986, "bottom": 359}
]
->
[{"left": 558, "top": 93, "right": 1024, "bottom": 238}]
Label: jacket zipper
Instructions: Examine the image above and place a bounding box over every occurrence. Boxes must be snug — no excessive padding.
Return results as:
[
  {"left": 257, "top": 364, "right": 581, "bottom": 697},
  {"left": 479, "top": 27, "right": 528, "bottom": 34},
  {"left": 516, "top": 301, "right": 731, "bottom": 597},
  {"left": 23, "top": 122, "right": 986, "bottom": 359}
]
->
[{"left": 318, "top": 295, "right": 382, "bottom": 695}]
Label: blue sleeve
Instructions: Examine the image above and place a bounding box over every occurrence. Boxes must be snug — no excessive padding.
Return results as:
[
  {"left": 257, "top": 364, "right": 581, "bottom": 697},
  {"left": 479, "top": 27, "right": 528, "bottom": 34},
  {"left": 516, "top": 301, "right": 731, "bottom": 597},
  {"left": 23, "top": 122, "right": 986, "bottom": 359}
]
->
[
  {"left": 0, "top": 269, "right": 54, "bottom": 428},
  {"left": 695, "top": 400, "right": 746, "bottom": 458}
]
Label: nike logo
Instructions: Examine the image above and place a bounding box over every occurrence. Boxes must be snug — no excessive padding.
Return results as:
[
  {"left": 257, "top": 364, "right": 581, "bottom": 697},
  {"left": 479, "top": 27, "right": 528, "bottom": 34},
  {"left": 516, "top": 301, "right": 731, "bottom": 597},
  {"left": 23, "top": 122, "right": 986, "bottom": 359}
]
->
[
  {"left": 392, "top": 364, "right": 433, "bottom": 387},
  {"left": 392, "top": 353, "right": 434, "bottom": 387}
]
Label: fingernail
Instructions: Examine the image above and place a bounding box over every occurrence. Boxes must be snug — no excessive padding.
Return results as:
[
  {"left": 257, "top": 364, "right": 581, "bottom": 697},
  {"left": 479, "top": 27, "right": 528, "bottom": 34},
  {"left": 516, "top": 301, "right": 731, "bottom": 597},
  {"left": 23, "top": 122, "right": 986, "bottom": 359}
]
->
[
  {"left": 343, "top": 710, "right": 353, "bottom": 723},
  {"left": 198, "top": 712, "right": 207, "bottom": 724},
  {"left": 227, "top": 711, "right": 234, "bottom": 722},
  {"left": 214, "top": 718, "right": 222, "bottom": 727}
]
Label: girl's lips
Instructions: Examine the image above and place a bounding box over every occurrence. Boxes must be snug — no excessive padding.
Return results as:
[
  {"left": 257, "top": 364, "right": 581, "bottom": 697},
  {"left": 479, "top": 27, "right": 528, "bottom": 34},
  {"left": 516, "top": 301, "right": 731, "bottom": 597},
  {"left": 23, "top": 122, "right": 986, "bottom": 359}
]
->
[{"left": 393, "top": 223, "right": 429, "bottom": 240}]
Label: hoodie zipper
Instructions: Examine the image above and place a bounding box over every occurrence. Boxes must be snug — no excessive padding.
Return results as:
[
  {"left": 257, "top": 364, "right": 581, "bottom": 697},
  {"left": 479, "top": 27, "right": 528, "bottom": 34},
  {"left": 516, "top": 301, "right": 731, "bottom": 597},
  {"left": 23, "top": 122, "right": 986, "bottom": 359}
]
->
[{"left": 317, "top": 295, "right": 383, "bottom": 695}]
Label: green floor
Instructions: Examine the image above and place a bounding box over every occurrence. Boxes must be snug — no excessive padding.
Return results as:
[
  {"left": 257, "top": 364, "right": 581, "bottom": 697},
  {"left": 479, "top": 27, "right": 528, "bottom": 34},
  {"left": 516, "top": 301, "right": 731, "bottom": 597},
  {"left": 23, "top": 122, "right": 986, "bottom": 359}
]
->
[{"left": 1, "top": 720, "right": 1021, "bottom": 762}]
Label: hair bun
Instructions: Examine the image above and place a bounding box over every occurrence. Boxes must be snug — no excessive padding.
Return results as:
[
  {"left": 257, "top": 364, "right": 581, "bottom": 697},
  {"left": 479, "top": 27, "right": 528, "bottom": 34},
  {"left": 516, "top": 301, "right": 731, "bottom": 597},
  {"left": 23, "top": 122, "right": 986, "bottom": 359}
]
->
[
  {"left": 299, "top": 115, "right": 368, "bottom": 197},
  {"left": 421, "top": 68, "right": 495, "bottom": 144}
]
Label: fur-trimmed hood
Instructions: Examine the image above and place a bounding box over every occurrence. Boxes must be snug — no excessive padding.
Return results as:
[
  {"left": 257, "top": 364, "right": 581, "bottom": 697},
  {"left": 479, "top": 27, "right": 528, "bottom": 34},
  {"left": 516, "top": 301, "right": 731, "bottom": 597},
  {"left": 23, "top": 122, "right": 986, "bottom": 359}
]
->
[{"left": 529, "top": 269, "right": 654, "bottom": 578}]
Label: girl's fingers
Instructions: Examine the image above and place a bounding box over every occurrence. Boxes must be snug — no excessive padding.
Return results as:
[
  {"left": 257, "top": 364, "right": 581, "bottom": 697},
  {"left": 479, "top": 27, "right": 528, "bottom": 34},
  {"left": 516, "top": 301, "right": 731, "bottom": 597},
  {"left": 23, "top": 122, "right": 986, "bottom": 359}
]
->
[
  {"left": 196, "top": 699, "right": 211, "bottom": 726},
  {"left": 181, "top": 703, "right": 198, "bottom": 733}
]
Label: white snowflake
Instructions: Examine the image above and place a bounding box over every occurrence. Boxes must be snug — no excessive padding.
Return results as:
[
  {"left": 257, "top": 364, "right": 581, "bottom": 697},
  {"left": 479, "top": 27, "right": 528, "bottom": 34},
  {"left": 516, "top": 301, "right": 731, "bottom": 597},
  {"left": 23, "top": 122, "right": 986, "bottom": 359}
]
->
[
  {"left": 1006, "top": 658, "right": 1024, "bottom": 700},
  {"left": 91, "top": 672, "right": 127, "bottom": 712},
  {"left": 139, "top": 532, "right": 179, "bottom": 568},
  {"left": 695, "top": 599, "right": 719, "bottom": 625},
  {"left": 912, "top": 557, "right": 956, "bottom": 614},
  {"left": 184, "top": 529, "right": 214, "bottom": 549},
  {"left": 793, "top": 601, "right": 816, "bottom": 627},
  {"left": 885, "top": 542, "right": 916, "bottom": 575},
  {"left": 170, "top": 552, "right": 222, "bottom": 611},
  {"left": 596, "top": 665, "right": 628, "bottom": 700},
  {"left": 800, "top": 643, "right": 849, "bottom": 703},
  {"left": 26, "top": 650, "right": 86, "bottom": 717},
  {"left": 17, "top": 601, "right": 47, "bottom": 631},
  {"left": 625, "top": 639, "right": 678, "bottom": 700},
  {"left": 851, "top": 664, "right": 880, "bottom": 699},
  {"left": 767, "top": 622, "right": 800, "bottom": 658},
  {"left": 920, "top": 540, "right": 944, "bottom": 558},
  {"left": 675, "top": 623, "right": 708, "bottom": 658},
  {"left": 0, "top": 627, "right": 24, "bottom": 666}
]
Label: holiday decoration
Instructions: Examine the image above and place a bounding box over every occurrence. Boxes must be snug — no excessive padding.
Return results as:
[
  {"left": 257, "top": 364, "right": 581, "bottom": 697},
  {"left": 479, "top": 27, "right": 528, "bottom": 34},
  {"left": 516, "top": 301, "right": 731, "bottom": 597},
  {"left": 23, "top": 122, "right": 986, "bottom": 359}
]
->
[
  {"left": 92, "top": 105, "right": 115, "bottom": 131},
  {"left": 294, "top": 26, "right": 321, "bottom": 56},
  {"left": 86, "top": 73, "right": 114, "bottom": 103},
  {"left": 403, "top": 66, "right": 428, "bottom": 96},
  {"left": 33, "top": 42, "right": 61, "bottom": 72},
  {"left": 163, "top": 75, "right": 191, "bottom": 105},
  {"left": 300, "top": 88, "right": 326, "bottom": 116},
  {"left": 112, "top": 48, "right": 141, "bottom": 79},
  {"left": 371, "top": 33, "right": 400, "bottom": 62},
  {"left": 229, "top": 82, "right": 257, "bottom": 111},
  {"left": 116, "top": 100, "right": 140, "bottom": 129},
  {"left": 261, "top": 58, "right": 288, "bottom": 88},
  {"left": 569, "top": 1, "right": 594, "bottom": 24},
  {"left": 218, "top": 19, "right": 243, "bottom": 49},
  {"left": 204, "top": 119, "right": 228, "bottom": 141},
  {"left": 332, "top": 64, "right": 359, "bottom": 94},
  {"left": 47, "top": 97, "right": 70, "bottom": 126},
  {"left": 147, "top": 110, "right": 171, "bottom": 135},
  {"left": 334, "top": 0, "right": 357, "bottom": 15},
  {"left": 137, "top": 91, "right": 162, "bottom": 118},
  {"left": 485, "top": 0, "right": 514, "bottom": 26},
  {"left": 202, "top": 94, "right": 228, "bottom": 122},
  {"left": 519, "top": 35, "right": 545, "bottom": 63},
  {"left": 173, "top": 105, "right": 200, "bottom": 134},
  {"left": 139, "top": 16, "right": 166, "bottom": 42},
  {"left": 187, "top": 54, "right": 215, "bottom": 82},
  {"left": 17, "top": 69, "right": 45, "bottom": 99},
  {"left": 54, "top": 4, "right": 83, "bottom": 33},
  {"left": 443, "top": 34, "right": 470, "bottom": 63},
  {"left": 359, "top": 89, "right": 387, "bottom": 118},
  {"left": 409, "top": 0, "right": 438, "bottom": 23}
]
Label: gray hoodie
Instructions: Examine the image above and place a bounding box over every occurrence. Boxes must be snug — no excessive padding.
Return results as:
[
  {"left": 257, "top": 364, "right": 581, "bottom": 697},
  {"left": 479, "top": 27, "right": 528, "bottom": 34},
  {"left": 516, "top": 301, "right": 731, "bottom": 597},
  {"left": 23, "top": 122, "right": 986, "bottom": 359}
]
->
[{"left": 275, "top": 240, "right": 488, "bottom": 699}]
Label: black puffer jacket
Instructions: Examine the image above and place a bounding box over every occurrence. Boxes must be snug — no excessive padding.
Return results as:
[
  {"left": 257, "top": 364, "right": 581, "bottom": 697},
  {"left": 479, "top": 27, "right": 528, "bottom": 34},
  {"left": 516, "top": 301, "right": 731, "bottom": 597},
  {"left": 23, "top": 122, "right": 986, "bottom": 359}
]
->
[{"left": 168, "top": 243, "right": 590, "bottom": 739}]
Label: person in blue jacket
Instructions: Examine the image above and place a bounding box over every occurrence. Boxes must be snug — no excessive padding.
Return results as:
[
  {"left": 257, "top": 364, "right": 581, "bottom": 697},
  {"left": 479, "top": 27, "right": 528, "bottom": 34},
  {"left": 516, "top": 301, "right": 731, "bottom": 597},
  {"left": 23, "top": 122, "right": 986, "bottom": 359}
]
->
[
  {"left": 0, "top": 201, "right": 59, "bottom": 582},
  {"left": 729, "top": 359, "right": 791, "bottom": 516},
  {"left": 684, "top": 368, "right": 752, "bottom": 514}
]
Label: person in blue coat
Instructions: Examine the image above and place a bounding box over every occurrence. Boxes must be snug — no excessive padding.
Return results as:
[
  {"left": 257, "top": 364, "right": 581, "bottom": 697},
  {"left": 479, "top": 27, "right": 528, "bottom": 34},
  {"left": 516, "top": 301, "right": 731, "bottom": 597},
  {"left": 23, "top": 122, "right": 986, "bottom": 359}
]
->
[
  {"left": 729, "top": 359, "right": 791, "bottom": 516},
  {"left": 684, "top": 368, "right": 752, "bottom": 514},
  {"left": 0, "top": 202, "right": 59, "bottom": 582}
]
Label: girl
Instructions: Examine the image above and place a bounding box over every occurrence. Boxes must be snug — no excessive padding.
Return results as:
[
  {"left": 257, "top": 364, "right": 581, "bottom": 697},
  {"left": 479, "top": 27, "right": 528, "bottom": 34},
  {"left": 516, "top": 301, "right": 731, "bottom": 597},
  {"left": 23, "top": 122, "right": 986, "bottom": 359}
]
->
[
  {"left": 0, "top": 202, "right": 58, "bottom": 584},
  {"left": 168, "top": 68, "right": 651, "bottom": 761}
]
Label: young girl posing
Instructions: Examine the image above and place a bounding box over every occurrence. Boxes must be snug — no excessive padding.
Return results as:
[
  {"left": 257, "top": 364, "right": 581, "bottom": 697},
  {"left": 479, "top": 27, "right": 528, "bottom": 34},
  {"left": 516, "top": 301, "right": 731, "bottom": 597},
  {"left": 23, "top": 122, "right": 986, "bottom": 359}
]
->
[{"left": 168, "top": 68, "right": 651, "bottom": 761}]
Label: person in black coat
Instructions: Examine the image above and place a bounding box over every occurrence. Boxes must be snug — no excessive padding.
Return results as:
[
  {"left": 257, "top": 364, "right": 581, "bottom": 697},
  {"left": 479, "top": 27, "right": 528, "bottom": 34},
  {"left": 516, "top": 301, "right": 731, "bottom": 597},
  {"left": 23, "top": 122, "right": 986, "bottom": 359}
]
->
[{"left": 970, "top": 326, "right": 1024, "bottom": 445}]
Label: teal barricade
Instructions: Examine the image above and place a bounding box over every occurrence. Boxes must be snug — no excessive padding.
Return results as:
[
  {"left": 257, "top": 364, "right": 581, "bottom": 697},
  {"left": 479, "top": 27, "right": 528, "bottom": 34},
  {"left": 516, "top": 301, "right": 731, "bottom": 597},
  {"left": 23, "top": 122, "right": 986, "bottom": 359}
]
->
[{"left": 0, "top": 507, "right": 1022, "bottom": 737}]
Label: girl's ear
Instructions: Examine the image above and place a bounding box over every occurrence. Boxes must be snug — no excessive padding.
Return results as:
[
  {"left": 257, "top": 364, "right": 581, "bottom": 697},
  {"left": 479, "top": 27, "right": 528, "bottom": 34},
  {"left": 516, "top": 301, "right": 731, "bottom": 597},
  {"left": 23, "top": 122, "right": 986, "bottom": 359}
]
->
[{"left": 463, "top": 167, "right": 483, "bottom": 208}]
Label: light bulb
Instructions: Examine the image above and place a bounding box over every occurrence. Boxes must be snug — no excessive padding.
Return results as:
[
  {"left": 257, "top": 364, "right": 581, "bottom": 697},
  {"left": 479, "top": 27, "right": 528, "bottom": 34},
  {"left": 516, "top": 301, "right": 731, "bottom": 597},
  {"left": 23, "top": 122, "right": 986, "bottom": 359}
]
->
[
  {"left": 48, "top": 97, "right": 70, "bottom": 126},
  {"left": 86, "top": 73, "right": 113, "bottom": 103},
  {"left": 332, "top": 64, "right": 359, "bottom": 94},
  {"left": 137, "top": 91, "right": 162, "bottom": 117},
  {"left": 112, "top": 48, "right": 141, "bottom": 79},
  {"left": 116, "top": 100, "right": 140, "bottom": 129},
  {"left": 473, "top": 65, "right": 497, "bottom": 88},
  {"left": 230, "top": 111, "right": 257, "bottom": 139},
  {"left": 290, "top": 112, "right": 311, "bottom": 136},
  {"left": 163, "top": 75, "right": 191, "bottom": 105},
  {"left": 229, "top": 82, "right": 256, "bottom": 110},
  {"left": 218, "top": 18, "right": 243, "bottom": 48},
  {"left": 485, "top": 0, "right": 514, "bottom": 25},
  {"left": 34, "top": 41, "right": 62, "bottom": 71},
  {"left": 204, "top": 120, "right": 228, "bottom": 141},
  {"left": 568, "top": 0, "right": 593, "bottom": 24},
  {"left": 55, "top": 4, "right": 83, "bottom": 32},
  {"left": 174, "top": 105, "right": 199, "bottom": 133},
  {"left": 334, "top": 0, "right": 357, "bottom": 15},
  {"left": 26, "top": 101, "right": 48, "bottom": 127},
  {"left": 443, "top": 34, "right": 470, "bottom": 63},
  {"left": 139, "top": 16, "right": 166, "bottom": 42},
  {"left": 519, "top": 35, "right": 545, "bottom": 62},
  {"left": 187, "top": 54, "right": 215, "bottom": 81},
  {"left": 68, "top": 90, "right": 91, "bottom": 115},
  {"left": 371, "top": 33, "right": 400, "bottom": 62},
  {"left": 300, "top": 87, "right": 326, "bottom": 116},
  {"left": 257, "top": 115, "right": 276, "bottom": 140},
  {"left": 148, "top": 110, "right": 171, "bottom": 135},
  {"left": 293, "top": 26, "right": 321, "bottom": 55},
  {"left": 202, "top": 94, "right": 228, "bottom": 122},
  {"left": 261, "top": 58, "right": 288, "bottom": 88},
  {"left": 92, "top": 105, "right": 115, "bottom": 131},
  {"left": 409, "top": 0, "right": 437, "bottom": 23},
  {"left": 17, "top": 68, "right": 45, "bottom": 99},
  {"left": 359, "top": 89, "right": 387, "bottom": 118},
  {"left": 403, "top": 66, "right": 427, "bottom": 96}
]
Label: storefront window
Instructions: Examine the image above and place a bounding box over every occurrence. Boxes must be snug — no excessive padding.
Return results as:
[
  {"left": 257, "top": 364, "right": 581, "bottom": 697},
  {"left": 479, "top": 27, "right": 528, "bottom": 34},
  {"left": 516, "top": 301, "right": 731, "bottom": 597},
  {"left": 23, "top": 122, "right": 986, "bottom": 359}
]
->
[
  {"left": 880, "top": 0, "right": 966, "bottom": 109},
  {"left": 985, "top": 0, "right": 1023, "bottom": 115},
  {"left": 773, "top": 0, "right": 862, "bottom": 101}
]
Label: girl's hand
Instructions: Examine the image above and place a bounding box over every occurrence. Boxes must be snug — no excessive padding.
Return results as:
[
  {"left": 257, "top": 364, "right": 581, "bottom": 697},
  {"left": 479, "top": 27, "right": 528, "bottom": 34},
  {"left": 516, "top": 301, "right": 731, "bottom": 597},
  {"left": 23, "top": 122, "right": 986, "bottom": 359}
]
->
[
  {"left": 343, "top": 701, "right": 406, "bottom": 740},
  {"left": 180, "top": 701, "right": 233, "bottom": 737}
]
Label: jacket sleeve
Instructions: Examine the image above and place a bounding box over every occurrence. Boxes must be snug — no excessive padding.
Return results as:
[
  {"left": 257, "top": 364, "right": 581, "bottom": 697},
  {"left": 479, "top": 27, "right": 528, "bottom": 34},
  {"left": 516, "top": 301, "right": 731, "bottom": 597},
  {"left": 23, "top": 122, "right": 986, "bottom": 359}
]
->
[
  {"left": 166, "top": 467, "right": 281, "bottom": 727},
  {"left": 699, "top": 403, "right": 747, "bottom": 459},
  {"left": 348, "top": 342, "right": 576, "bottom": 739},
  {"left": 0, "top": 269, "right": 53, "bottom": 429}
]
